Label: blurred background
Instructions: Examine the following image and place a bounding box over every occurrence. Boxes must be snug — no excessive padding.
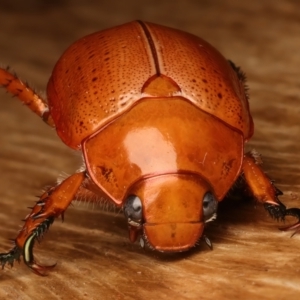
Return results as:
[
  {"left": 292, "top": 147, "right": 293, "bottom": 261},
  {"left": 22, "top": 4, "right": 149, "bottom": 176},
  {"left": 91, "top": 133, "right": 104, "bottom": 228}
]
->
[{"left": 0, "top": 1, "right": 299, "bottom": 299}]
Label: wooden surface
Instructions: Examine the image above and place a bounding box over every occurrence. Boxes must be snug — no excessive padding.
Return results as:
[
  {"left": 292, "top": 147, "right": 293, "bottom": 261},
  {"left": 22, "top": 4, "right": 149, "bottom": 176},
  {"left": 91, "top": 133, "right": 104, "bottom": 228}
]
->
[{"left": 0, "top": 1, "right": 300, "bottom": 299}]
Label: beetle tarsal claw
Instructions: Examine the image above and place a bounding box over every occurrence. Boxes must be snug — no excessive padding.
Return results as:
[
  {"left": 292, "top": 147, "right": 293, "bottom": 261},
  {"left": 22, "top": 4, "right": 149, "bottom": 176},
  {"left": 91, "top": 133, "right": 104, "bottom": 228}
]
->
[
  {"left": 278, "top": 208, "right": 300, "bottom": 236},
  {"left": 23, "top": 232, "right": 56, "bottom": 276},
  {"left": 202, "top": 235, "right": 213, "bottom": 250},
  {"left": 25, "top": 258, "right": 57, "bottom": 276},
  {"left": 264, "top": 201, "right": 300, "bottom": 236},
  {"left": 19, "top": 216, "right": 56, "bottom": 275}
]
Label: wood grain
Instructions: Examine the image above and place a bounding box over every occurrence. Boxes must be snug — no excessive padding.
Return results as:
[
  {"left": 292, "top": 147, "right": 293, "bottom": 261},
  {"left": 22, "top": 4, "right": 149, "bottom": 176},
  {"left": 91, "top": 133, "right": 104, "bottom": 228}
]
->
[{"left": 0, "top": 1, "right": 299, "bottom": 299}]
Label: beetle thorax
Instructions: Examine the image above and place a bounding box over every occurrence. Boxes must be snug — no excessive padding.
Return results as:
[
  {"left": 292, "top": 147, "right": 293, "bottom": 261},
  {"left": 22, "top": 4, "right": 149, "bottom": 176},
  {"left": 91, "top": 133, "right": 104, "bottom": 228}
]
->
[{"left": 83, "top": 97, "right": 243, "bottom": 205}]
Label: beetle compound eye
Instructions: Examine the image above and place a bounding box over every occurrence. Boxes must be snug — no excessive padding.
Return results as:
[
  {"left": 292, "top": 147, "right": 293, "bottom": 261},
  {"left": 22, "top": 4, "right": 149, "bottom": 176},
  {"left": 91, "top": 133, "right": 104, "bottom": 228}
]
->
[
  {"left": 203, "top": 192, "right": 218, "bottom": 223},
  {"left": 124, "top": 195, "right": 143, "bottom": 222}
]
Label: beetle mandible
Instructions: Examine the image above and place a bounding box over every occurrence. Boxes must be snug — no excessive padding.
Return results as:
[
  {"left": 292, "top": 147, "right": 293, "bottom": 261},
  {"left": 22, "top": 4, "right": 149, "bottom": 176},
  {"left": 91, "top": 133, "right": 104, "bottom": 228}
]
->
[{"left": 0, "top": 20, "right": 300, "bottom": 275}]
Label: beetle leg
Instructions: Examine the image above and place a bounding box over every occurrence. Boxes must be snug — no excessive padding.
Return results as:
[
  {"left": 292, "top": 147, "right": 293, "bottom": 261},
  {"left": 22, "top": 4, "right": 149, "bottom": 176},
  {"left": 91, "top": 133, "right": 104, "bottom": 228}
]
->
[
  {"left": 0, "top": 67, "right": 54, "bottom": 127},
  {"left": 202, "top": 235, "right": 213, "bottom": 250},
  {"left": 0, "top": 171, "right": 86, "bottom": 275},
  {"left": 277, "top": 208, "right": 300, "bottom": 234},
  {"left": 72, "top": 177, "right": 114, "bottom": 207},
  {"left": 242, "top": 151, "right": 300, "bottom": 233}
]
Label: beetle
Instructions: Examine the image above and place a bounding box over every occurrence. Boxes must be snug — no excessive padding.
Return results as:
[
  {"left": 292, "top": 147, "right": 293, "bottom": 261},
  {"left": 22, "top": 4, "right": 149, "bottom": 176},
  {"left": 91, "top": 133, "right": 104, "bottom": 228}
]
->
[{"left": 0, "top": 20, "right": 300, "bottom": 275}]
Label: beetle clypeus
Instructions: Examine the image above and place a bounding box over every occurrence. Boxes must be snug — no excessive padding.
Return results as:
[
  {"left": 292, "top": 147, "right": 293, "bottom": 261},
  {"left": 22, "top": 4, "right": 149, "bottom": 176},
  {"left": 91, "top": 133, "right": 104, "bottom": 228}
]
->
[{"left": 0, "top": 20, "right": 300, "bottom": 275}]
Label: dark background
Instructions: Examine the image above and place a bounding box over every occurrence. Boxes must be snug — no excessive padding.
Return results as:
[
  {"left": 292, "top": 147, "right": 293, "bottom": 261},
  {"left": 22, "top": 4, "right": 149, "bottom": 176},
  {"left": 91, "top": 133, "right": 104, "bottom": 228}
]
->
[{"left": 0, "top": 1, "right": 300, "bottom": 299}]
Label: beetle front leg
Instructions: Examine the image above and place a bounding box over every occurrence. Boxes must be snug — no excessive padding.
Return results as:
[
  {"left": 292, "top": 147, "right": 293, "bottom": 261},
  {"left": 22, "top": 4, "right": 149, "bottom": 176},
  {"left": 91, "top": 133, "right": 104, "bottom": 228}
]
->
[
  {"left": 242, "top": 151, "right": 300, "bottom": 232},
  {"left": 0, "top": 171, "right": 86, "bottom": 275}
]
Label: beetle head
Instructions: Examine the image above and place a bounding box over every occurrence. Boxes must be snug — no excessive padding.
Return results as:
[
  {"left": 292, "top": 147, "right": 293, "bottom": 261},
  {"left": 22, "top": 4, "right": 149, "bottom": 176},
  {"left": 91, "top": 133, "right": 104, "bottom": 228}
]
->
[{"left": 123, "top": 173, "right": 218, "bottom": 252}]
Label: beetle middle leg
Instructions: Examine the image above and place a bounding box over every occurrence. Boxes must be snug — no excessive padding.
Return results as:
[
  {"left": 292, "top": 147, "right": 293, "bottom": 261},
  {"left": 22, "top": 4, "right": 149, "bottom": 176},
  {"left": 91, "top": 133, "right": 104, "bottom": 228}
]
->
[
  {"left": 0, "top": 67, "right": 54, "bottom": 126},
  {"left": 242, "top": 150, "right": 300, "bottom": 233},
  {"left": 0, "top": 171, "right": 86, "bottom": 275}
]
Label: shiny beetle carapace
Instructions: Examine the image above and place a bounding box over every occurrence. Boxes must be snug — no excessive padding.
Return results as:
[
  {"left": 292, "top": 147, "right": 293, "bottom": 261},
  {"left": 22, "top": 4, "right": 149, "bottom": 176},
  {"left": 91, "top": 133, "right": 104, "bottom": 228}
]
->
[{"left": 1, "top": 20, "right": 300, "bottom": 275}]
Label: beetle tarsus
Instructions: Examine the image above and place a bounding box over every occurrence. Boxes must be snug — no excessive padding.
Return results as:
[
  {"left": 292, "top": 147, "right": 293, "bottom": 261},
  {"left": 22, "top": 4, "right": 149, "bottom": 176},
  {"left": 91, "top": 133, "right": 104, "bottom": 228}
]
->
[
  {"left": 0, "top": 245, "right": 22, "bottom": 269},
  {"left": 283, "top": 207, "right": 300, "bottom": 220},
  {"left": 264, "top": 201, "right": 300, "bottom": 235},
  {"left": 263, "top": 200, "right": 287, "bottom": 222},
  {"left": 34, "top": 217, "right": 54, "bottom": 241},
  {"left": 0, "top": 217, "right": 55, "bottom": 274}
]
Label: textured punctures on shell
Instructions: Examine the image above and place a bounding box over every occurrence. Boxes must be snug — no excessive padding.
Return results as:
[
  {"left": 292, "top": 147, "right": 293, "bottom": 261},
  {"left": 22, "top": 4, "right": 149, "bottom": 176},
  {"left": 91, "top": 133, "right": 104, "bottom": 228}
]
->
[{"left": 47, "top": 21, "right": 253, "bottom": 149}]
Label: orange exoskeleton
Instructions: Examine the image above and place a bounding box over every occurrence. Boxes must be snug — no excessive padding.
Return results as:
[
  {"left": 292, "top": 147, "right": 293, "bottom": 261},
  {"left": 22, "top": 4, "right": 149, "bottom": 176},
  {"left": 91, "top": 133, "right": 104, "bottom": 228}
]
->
[{"left": 0, "top": 21, "right": 299, "bottom": 275}]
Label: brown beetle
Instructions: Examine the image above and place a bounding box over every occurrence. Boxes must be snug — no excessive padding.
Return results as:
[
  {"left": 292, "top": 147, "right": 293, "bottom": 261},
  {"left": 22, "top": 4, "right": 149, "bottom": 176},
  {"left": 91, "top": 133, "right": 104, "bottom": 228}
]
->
[{"left": 0, "top": 20, "right": 299, "bottom": 275}]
